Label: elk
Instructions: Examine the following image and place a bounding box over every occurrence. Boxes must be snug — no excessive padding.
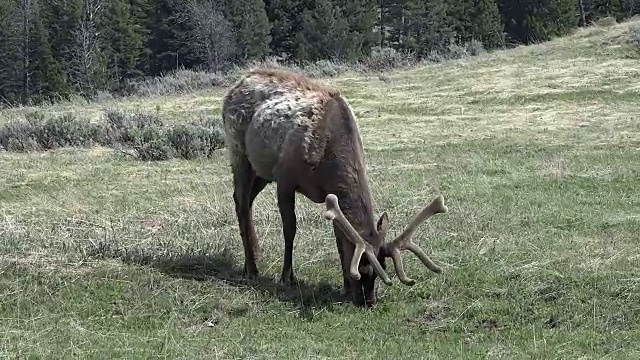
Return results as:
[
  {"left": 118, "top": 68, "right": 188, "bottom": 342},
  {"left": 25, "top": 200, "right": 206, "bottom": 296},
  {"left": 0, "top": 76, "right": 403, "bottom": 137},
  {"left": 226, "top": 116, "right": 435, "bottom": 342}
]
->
[{"left": 221, "top": 68, "right": 448, "bottom": 306}]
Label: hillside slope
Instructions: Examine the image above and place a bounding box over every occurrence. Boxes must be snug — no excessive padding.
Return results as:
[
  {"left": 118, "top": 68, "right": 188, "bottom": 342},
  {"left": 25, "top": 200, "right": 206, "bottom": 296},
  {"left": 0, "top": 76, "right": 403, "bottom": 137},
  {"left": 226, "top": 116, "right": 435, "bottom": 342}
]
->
[{"left": 0, "top": 20, "right": 639, "bottom": 359}]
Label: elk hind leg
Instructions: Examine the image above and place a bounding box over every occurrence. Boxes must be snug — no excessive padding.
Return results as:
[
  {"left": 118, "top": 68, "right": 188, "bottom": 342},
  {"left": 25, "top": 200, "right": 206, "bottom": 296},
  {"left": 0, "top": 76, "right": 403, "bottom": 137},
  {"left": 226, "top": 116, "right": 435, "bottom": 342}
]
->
[
  {"left": 232, "top": 156, "right": 264, "bottom": 277},
  {"left": 277, "top": 182, "right": 298, "bottom": 285}
]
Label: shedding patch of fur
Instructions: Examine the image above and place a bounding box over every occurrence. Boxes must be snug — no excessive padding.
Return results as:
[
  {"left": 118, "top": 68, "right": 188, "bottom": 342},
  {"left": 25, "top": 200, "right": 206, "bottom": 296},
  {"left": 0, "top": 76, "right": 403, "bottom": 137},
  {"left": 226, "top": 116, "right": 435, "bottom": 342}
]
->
[
  {"left": 247, "top": 68, "right": 340, "bottom": 97},
  {"left": 222, "top": 68, "right": 337, "bottom": 179}
]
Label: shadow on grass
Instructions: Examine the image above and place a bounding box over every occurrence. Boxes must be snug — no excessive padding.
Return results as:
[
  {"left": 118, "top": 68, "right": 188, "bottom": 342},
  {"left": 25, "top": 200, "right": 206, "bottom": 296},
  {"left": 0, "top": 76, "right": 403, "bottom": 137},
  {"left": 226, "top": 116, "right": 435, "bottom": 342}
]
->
[{"left": 87, "top": 243, "right": 347, "bottom": 316}]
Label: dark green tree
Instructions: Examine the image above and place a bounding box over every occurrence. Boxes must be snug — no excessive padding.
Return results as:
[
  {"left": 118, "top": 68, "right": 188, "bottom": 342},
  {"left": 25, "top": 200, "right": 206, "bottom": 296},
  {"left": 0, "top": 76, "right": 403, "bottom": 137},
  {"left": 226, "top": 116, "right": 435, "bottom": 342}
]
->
[
  {"left": 100, "top": 0, "right": 148, "bottom": 90},
  {"left": 402, "top": 0, "right": 456, "bottom": 55},
  {"left": 339, "top": 0, "right": 380, "bottom": 59},
  {"left": 497, "top": 0, "right": 578, "bottom": 44},
  {"left": 223, "top": 0, "right": 271, "bottom": 61},
  {"left": 379, "top": 0, "right": 411, "bottom": 49},
  {"left": 0, "top": 0, "right": 20, "bottom": 104},
  {"left": 28, "top": 0, "right": 68, "bottom": 101},
  {"left": 264, "top": 0, "right": 302, "bottom": 57},
  {"left": 471, "top": 0, "right": 505, "bottom": 49},
  {"left": 147, "top": 0, "right": 185, "bottom": 74},
  {"left": 296, "top": 0, "right": 351, "bottom": 60}
]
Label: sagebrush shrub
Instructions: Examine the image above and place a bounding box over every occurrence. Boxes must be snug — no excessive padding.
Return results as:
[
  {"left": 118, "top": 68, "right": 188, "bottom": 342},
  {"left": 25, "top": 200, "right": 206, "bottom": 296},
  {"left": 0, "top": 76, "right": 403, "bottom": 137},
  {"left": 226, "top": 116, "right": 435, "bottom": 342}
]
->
[
  {"left": 364, "top": 47, "right": 416, "bottom": 71},
  {"left": 0, "top": 113, "right": 43, "bottom": 151},
  {"left": 630, "top": 25, "right": 640, "bottom": 50},
  {"left": 166, "top": 116, "right": 225, "bottom": 160},
  {"left": 102, "top": 109, "right": 170, "bottom": 160},
  {"left": 104, "top": 109, "right": 164, "bottom": 146},
  {"left": 595, "top": 16, "right": 617, "bottom": 27},
  {"left": 1, "top": 108, "right": 226, "bottom": 161},
  {"left": 0, "top": 112, "right": 100, "bottom": 151},
  {"left": 425, "top": 50, "right": 446, "bottom": 63},
  {"left": 102, "top": 109, "right": 225, "bottom": 161},
  {"left": 130, "top": 126, "right": 174, "bottom": 161},
  {"left": 446, "top": 43, "right": 469, "bottom": 59},
  {"left": 465, "top": 39, "right": 486, "bottom": 56},
  {"left": 38, "top": 113, "right": 101, "bottom": 149}
]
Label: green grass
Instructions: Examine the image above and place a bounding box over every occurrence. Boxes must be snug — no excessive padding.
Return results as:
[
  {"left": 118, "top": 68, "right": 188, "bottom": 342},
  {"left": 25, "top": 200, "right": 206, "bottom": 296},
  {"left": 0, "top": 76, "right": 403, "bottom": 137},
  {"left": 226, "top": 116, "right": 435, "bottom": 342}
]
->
[{"left": 1, "top": 21, "right": 640, "bottom": 359}]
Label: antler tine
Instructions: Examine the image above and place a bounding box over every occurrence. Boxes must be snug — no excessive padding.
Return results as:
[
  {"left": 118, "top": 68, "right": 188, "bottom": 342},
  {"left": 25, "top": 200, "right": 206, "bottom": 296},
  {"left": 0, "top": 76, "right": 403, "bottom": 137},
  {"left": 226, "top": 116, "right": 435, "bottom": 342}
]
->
[
  {"left": 324, "top": 194, "right": 393, "bottom": 285},
  {"left": 386, "top": 195, "right": 448, "bottom": 285}
]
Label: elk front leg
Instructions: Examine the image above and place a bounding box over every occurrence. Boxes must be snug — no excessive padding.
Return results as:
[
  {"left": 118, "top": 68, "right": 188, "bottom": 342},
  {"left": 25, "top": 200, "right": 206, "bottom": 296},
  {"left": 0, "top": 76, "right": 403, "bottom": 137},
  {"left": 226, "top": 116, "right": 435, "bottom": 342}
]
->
[
  {"left": 277, "top": 183, "right": 298, "bottom": 286},
  {"left": 334, "top": 232, "right": 353, "bottom": 295}
]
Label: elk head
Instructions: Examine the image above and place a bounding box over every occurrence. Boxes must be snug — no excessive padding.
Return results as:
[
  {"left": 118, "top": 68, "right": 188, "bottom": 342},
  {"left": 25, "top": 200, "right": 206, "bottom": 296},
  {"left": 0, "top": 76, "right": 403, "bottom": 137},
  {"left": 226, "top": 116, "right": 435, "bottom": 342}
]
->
[{"left": 324, "top": 193, "right": 448, "bottom": 305}]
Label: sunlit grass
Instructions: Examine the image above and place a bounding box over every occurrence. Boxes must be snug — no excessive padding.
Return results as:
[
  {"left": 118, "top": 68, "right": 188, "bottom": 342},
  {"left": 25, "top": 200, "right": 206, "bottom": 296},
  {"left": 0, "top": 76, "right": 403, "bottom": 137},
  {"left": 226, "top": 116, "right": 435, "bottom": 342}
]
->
[{"left": 1, "top": 19, "right": 639, "bottom": 359}]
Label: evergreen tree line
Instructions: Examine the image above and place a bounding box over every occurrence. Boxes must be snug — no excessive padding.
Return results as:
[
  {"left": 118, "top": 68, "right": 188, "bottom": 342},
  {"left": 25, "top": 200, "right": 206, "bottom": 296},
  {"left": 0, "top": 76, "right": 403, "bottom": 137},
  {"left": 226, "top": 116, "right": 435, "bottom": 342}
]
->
[{"left": 0, "top": 0, "right": 638, "bottom": 106}]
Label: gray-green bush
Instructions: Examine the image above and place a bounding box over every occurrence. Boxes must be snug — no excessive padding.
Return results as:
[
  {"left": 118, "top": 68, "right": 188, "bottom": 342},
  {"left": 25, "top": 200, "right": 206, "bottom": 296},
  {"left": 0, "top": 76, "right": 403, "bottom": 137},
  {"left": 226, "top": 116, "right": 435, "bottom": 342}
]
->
[
  {"left": 0, "top": 112, "right": 102, "bottom": 152},
  {"left": 104, "top": 109, "right": 165, "bottom": 146},
  {"left": 465, "top": 39, "right": 487, "bottom": 56},
  {"left": 102, "top": 110, "right": 227, "bottom": 161},
  {"left": 125, "top": 69, "right": 236, "bottom": 97},
  {"left": 0, "top": 110, "right": 226, "bottom": 161},
  {"left": 167, "top": 116, "right": 226, "bottom": 160},
  {"left": 363, "top": 47, "right": 418, "bottom": 71},
  {"left": 630, "top": 25, "right": 640, "bottom": 49}
]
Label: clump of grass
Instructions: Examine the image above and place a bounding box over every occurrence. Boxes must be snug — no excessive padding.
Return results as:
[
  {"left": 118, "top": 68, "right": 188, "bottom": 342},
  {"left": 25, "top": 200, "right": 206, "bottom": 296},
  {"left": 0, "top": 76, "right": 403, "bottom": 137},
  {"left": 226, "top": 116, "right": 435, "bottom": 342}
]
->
[
  {"left": 422, "top": 39, "right": 487, "bottom": 63},
  {"left": 302, "top": 59, "right": 353, "bottom": 77}
]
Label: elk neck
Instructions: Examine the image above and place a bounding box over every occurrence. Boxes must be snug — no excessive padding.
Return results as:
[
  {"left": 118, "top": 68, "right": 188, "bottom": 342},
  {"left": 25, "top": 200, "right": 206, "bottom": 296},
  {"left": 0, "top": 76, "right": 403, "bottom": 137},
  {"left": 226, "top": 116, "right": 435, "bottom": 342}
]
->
[{"left": 322, "top": 96, "right": 378, "bottom": 241}]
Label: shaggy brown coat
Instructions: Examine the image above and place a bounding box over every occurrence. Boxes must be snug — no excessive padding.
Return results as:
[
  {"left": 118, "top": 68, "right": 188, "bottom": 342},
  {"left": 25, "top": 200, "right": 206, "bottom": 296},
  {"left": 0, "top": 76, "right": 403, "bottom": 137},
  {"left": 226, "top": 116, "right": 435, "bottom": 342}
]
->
[{"left": 222, "top": 68, "right": 447, "bottom": 305}]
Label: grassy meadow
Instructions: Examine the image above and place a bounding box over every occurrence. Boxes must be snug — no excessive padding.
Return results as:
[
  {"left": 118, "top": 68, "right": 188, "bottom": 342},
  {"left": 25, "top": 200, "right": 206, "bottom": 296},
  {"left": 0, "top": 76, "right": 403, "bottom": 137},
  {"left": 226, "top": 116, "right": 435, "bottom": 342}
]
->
[{"left": 1, "top": 20, "right": 639, "bottom": 358}]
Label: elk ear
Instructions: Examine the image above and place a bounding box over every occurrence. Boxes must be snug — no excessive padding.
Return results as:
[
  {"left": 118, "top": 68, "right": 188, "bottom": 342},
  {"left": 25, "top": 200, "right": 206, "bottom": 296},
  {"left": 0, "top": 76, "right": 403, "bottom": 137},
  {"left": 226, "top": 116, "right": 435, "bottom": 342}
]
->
[{"left": 377, "top": 211, "right": 389, "bottom": 237}]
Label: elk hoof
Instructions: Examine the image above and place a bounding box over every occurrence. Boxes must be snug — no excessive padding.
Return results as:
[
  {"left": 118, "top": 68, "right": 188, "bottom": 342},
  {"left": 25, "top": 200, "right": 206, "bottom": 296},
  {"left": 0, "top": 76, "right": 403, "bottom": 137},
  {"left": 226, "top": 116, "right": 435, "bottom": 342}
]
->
[
  {"left": 243, "top": 263, "right": 259, "bottom": 279},
  {"left": 280, "top": 271, "right": 298, "bottom": 286}
]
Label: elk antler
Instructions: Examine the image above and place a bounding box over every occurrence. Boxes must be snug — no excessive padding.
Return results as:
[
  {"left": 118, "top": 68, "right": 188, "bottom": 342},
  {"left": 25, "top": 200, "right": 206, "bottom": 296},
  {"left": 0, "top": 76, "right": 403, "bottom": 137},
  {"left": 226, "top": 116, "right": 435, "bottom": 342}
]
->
[
  {"left": 384, "top": 195, "right": 447, "bottom": 286},
  {"left": 324, "top": 194, "right": 393, "bottom": 285}
]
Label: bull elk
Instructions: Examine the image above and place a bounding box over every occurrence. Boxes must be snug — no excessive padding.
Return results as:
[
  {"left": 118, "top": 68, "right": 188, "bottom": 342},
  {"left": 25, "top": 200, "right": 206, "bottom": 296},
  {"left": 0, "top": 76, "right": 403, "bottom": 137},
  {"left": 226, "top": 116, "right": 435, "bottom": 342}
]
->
[{"left": 221, "top": 68, "right": 448, "bottom": 306}]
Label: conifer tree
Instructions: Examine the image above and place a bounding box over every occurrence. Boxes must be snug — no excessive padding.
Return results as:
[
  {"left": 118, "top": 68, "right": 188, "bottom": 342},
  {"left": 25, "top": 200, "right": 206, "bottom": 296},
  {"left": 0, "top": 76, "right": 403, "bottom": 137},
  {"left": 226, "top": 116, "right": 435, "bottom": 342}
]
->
[
  {"left": 100, "top": 0, "right": 147, "bottom": 89},
  {"left": 471, "top": 0, "right": 505, "bottom": 49},
  {"left": 264, "top": 0, "right": 302, "bottom": 57},
  {"left": 223, "top": 0, "right": 271, "bottom": 60},
  {"left": 593, "top": 0, "right": 624, "bottom": 19},
  {"left": 296, "top": 0, "right": 351, "bottom": 60},
  {"left": 496, "top": 0, "right": 578, "bottom": 44},
  {"left": 146, "top": 0, "right": 189, "bottom": 74},
  {"left": 340, "top": 0, "right": 380, "bottom": 59},
  {"left": 0, "top": 0, "right": 20, "bottom": 103},
  {"left": 28, "top": 0, "right": 68, "bottom": 101}
]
